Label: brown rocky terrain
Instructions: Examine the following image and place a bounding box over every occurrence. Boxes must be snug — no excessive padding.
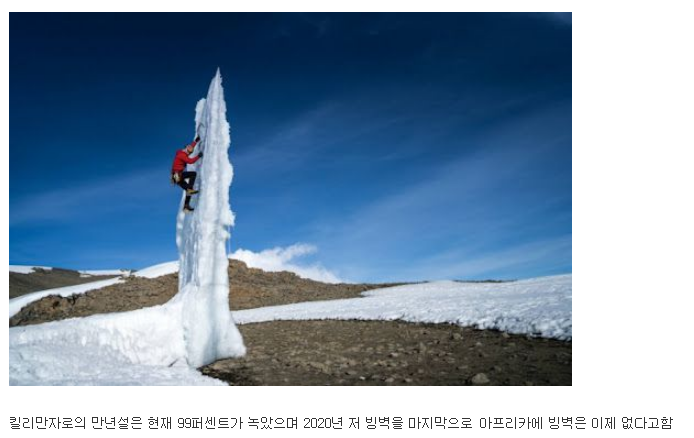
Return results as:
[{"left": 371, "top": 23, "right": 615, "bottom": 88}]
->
[
  {"left": 9, "top": 260, "right": 403, "bottom": 327},
  {"left": 9, "top": 260, "right": 571, "bottom": 385},
  {"left": 9, "top": 268, "right": 120, "bottom": 299},
  {"left": 203, "top": 321, "right": 571, "bottom": 386}
]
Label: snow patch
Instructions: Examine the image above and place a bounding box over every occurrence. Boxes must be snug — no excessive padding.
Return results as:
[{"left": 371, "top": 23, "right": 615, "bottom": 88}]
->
[
  {"left": 234, "top": 274, "right": 572, "bottom": 340},
  {"left": 133, "top": 261, "right": 179, "bottom": 279},
  {"left": 79, "top": 269, "right": 130, "bottom": 277}
]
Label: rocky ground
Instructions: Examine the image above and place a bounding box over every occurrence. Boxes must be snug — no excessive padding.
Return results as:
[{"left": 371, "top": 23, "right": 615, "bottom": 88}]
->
[
  {"left": 9, "top": 268, "right": 119, "bottom": 298},
  {"left": 202, "top": 321, "right": 571, "bottom": 386},
  {"left": 9, "top": 260, "right": 571, "bottom": 385}
]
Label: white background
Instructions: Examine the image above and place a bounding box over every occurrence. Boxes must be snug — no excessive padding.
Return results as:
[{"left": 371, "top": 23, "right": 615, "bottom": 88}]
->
[{"left": 3, "top": 1, "right": 693, "bottom": 436}]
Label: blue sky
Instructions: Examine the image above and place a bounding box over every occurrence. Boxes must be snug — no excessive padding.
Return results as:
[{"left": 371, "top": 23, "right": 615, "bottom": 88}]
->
[{"left": 10, "top": 13, "right": 571, "bottom": 282}]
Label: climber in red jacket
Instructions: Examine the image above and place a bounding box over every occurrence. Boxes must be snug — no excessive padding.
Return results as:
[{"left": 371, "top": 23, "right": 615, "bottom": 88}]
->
[{"left": 171, "top": 136, "right": 203, "bottom": 212}]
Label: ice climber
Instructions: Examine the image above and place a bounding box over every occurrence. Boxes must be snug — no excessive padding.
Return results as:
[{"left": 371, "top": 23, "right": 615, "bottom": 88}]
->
[{"left": 171, "top": 136, "right": 203, "bottom": 212}]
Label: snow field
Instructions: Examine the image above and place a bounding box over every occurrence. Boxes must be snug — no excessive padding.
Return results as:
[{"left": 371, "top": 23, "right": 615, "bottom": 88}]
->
[
  {"left": 234, "top": 274, "right": 572, "bottom": 340},
  {"left": 133, "top": 261, "right": 179, "bottom": 278},
  {"left": 9, "top": 301, "right": 224, "bottom": 385},
  {"left": 79, "top": 269, "right": 131, "bottom": 277}
]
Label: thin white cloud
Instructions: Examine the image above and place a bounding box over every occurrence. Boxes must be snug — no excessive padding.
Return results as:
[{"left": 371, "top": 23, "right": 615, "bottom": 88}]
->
[
  {"left": 10, "top": 168, "right": 167, "bottom": 226},
  {"left": 234, "top": 103, "right": 338, "bottom": 171},
  {"left": 304, "top": 102, "right": 571, "bottom": 282},
  {"left": 230, "top": 244, "right": 342, "bottom": 284},
  {"left": 409, "top": 235, "right": 572, "bottom": 281}
]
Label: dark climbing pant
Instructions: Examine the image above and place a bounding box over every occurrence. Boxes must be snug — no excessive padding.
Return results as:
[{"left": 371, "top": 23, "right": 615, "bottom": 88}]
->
[{"left": 176, "top": 171, "right": 197, "bottom": 206}]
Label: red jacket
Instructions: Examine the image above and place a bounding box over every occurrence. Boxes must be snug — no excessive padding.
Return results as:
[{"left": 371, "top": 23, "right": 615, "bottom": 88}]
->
[{"left": 171, "top": 140, "right": 200, "bottom": 173}]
